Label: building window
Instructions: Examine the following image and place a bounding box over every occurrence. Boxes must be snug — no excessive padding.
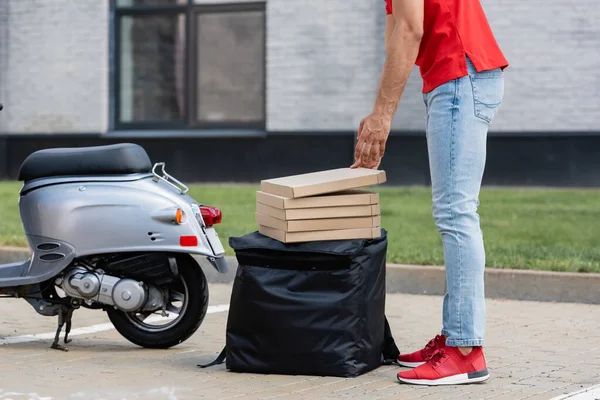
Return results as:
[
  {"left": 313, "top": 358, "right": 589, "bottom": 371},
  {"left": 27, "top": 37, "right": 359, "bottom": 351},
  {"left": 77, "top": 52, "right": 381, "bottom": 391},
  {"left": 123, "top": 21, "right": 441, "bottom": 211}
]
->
[{"left": 114, "top": 0, "right": 266, "bottom": 130}]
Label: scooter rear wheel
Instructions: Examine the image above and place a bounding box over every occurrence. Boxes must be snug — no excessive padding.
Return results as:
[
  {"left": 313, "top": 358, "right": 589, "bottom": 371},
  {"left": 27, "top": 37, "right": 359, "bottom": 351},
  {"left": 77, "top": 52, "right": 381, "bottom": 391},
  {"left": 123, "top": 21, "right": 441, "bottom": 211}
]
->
[{"left": 106, "top": 254, "right": 209, "bottom": 349}]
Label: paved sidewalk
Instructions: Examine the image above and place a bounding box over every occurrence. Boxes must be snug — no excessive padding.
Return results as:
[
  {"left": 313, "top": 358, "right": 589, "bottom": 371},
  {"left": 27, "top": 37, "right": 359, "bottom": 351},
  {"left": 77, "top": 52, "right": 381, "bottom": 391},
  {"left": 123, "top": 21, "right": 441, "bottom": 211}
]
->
[{"left": 0, "top": 284, "right": 598, "bottom": 400}]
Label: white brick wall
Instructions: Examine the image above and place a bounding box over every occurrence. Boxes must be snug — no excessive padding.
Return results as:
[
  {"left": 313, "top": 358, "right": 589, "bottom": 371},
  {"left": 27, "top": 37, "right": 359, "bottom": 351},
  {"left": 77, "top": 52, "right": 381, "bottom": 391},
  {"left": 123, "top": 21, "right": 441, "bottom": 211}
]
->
[
  {"left": 0, "top": 0, "right": 109, "bottom": 133},
  {"left": 267, "top": 0, "right": 600, "bottom": 132},
  {"left": 266, "top": 0, "right": 385, "bottom": 131},
  {"left": 0, "top": 1, "right": 8, "bottom": 132},
  {"left": 481, "top": 0, "right": 600, "bottom": 132},
  {"left": 0, "top": 0, "right": 10, "bottom": 133},
  {"left": 0, "top": 0, "right": 598, "bottom": 134}
]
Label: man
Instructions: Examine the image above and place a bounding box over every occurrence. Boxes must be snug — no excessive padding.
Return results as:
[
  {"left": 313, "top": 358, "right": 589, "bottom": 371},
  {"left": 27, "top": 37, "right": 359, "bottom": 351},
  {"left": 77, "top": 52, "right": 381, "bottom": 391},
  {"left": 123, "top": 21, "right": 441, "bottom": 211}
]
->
[{"left": 351, "top": 0, "right": 508, "bottom": 386}]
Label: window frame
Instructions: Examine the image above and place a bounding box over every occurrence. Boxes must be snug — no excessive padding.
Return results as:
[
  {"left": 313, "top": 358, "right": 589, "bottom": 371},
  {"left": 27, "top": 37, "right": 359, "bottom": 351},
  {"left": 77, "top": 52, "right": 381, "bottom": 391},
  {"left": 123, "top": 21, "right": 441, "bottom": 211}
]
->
[{"left": 112, "top": 0, "right": 267, "bottom": 131}]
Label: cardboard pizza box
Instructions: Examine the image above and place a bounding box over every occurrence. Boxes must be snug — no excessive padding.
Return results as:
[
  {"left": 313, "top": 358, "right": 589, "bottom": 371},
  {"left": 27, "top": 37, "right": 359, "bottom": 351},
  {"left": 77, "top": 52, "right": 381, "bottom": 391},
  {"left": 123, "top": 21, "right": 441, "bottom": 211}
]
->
[
  {"left": 259, "top": 225, "right": 382, "bottom": 243},
  {"left": 256, "top": 190, "right": 379, "bottom": 210},
  {"left": 256, "top": 213, "right": 380, "bottom": 232},
  {"left": 260, "top": 168, "right": 386, "bottom": 199},
  {"left": 256, "top": 202, "right": 380, "bottom": 221}
]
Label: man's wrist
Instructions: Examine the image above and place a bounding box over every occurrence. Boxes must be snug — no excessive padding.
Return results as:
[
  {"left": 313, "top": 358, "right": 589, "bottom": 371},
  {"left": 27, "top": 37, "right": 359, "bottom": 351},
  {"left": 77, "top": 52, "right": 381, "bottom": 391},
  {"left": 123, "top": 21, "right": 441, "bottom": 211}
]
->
[{"left": 371, "top": 106, "right": 394, "bottom": 125}]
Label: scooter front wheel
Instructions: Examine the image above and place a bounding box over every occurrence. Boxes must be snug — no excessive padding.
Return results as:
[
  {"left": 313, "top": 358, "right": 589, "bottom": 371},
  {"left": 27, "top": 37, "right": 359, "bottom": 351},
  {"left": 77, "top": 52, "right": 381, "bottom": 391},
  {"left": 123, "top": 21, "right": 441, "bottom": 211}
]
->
[{"left": 106, "top": 254, "right": 209, "bottom": 349}]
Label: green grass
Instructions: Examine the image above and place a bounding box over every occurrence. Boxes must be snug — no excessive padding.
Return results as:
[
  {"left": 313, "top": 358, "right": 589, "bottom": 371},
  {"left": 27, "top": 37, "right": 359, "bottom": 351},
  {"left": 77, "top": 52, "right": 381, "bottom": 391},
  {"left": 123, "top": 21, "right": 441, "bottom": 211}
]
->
[
  {"left": 1, "top": 182, "right": 599, "bottom": 273},
  {"left": 0, "top": 182, "right": 26, "bottom": 247}
]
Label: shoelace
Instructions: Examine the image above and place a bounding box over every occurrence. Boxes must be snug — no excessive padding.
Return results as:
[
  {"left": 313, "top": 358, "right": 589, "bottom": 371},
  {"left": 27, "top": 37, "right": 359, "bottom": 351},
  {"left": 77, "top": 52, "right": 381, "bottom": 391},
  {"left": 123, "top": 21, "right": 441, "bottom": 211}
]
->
[
  {"left": 423, "top": 335, "right": 444, "bottom": 353},
  {"left": 429, "top": 348, "right": 448, "bottom": 367}
]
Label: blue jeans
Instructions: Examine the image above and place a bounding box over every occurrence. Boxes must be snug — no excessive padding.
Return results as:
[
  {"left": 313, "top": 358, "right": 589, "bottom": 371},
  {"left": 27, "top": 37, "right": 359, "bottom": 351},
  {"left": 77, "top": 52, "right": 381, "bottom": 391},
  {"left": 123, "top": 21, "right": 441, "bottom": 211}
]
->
[{"left": 424, "top": 57, "right": 504, "bottom": 347}]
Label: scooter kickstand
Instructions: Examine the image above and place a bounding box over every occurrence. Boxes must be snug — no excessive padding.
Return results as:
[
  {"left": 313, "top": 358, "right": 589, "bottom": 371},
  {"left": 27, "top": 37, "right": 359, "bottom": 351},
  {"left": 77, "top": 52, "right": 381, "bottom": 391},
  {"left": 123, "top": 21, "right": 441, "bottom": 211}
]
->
[
  {"left": 50, "top": 306, "right": 73, "bottom": 352},
  {"left": 64, "top": 307, "right": 74, "bottom": 344}
]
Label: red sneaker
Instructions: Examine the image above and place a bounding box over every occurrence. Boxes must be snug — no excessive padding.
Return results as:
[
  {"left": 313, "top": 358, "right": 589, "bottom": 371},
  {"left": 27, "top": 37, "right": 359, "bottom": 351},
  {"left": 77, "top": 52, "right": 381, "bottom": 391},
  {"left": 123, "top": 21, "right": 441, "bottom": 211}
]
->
[
  {"left": 397, "top": 334, "right": 446, "bottom": 368},
  {"left": 397, "top": 346, "right": 490, "bottom": 386}
]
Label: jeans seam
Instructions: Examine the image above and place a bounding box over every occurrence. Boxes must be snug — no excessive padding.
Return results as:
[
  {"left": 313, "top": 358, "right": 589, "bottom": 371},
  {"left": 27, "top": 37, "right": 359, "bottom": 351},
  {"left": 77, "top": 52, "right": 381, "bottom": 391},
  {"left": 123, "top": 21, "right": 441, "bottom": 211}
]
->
[
  {"left": 450, "top": 78, "right": 463, "bottom": 341},
  {"left": 469, "top": 75, "right": 479, "bottom": 122},
  {"left": 424, "top": 93, "right": 430, "bottom": 139}
]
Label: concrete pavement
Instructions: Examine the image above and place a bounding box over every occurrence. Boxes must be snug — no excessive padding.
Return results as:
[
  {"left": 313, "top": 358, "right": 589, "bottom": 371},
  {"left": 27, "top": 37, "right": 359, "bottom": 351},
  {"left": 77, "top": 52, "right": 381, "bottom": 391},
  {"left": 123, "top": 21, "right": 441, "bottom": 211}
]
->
[{"left": 0, "top": 283, "right": 599, "bottom": 399}]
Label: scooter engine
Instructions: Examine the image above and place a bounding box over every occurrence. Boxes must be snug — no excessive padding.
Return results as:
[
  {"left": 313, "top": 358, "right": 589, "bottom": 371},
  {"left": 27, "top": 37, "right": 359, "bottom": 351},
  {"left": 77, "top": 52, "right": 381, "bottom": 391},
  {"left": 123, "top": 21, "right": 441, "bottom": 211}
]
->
[{"left": 58, "top": 267, "right": 158, "bottom": 312}]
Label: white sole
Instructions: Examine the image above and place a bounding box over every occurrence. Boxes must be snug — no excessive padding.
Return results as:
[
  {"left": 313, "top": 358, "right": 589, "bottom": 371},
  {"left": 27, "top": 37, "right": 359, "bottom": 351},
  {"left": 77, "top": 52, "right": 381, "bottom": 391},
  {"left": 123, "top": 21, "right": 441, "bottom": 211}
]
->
[
  {"left": 398, "top": 370, "right": 490, "bottom": 386},
  {"left": 397, "top": 361, "right": 425, "bottom": 368}
]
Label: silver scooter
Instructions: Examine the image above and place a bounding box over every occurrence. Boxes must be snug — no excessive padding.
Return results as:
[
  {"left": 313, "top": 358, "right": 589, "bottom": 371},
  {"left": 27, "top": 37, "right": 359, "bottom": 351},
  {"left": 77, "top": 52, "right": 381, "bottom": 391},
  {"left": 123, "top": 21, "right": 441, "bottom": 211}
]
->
[{"left": 0, "top": 109, "right": 227, "bottom": 351}]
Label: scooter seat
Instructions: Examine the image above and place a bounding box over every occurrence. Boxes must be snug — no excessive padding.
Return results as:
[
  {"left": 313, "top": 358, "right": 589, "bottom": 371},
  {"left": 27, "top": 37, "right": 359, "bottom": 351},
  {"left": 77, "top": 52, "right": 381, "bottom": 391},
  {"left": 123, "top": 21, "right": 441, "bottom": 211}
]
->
[{"left": 18, "top": 143, "right": 152, "bottom": 181}]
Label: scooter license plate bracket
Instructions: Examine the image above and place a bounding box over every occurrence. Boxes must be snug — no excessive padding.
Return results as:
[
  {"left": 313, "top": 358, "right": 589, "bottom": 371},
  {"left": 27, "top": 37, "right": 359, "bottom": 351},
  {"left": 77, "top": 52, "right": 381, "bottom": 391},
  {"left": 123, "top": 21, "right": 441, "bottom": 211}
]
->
[{"left": 204, "top": 227, "right": 225, "bottom": 256}]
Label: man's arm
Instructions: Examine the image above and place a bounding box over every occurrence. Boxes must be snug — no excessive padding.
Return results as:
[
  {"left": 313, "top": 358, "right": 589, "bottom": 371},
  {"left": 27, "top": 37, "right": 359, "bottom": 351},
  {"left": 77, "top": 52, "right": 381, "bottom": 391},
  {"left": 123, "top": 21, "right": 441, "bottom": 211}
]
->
[
  {"left": 374, "top": 0, "right": 424, "bottom": 121},
  {"left": 385, "top": 14, "right": 396, "bottom": 53},
  {"left": 352, "top": 0, "right": 424, "bottom": 169}
]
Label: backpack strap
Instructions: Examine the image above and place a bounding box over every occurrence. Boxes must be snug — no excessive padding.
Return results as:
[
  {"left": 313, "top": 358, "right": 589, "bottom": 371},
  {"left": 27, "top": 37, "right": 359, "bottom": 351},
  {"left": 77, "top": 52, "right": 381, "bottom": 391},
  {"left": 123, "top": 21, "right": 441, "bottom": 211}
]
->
[
  {"left": 381, "top": 316, "right": 400, "bottom": 365},
  {"left": 198, "top": 346, "right": 227, "bottom": 368}
]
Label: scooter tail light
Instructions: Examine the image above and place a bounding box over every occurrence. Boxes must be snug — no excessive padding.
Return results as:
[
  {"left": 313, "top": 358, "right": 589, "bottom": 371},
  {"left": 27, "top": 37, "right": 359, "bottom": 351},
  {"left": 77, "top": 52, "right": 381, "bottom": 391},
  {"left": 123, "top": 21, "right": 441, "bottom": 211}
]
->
[{"left": 200, "top": 206, "right": 222, "bottom": 226}]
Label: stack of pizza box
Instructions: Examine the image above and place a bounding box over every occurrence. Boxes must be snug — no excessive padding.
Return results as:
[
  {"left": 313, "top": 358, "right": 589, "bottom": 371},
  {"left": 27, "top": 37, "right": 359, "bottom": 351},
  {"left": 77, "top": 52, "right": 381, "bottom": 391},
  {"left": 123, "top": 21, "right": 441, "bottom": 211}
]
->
[{"left": 255, "top": 168, "right": 386, "bottom": 243}]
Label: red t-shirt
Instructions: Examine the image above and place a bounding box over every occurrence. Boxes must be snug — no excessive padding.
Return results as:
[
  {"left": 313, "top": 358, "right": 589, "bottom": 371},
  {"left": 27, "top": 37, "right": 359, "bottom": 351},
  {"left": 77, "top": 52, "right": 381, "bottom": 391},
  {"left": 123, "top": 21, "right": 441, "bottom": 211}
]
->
[{"left": 385, "top": 0, "right": 508, "bottom": 93}]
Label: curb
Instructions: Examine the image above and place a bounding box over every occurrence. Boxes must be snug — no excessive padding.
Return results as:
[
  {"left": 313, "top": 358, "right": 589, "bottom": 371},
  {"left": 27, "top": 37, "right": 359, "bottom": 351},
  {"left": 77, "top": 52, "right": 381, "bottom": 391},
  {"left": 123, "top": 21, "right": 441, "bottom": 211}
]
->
[
  {"left": 2, "top": 248, "right": 598, "bottom": 305},
  {"left": 386, "top": 264, "right": 600, "bottom": 305}
]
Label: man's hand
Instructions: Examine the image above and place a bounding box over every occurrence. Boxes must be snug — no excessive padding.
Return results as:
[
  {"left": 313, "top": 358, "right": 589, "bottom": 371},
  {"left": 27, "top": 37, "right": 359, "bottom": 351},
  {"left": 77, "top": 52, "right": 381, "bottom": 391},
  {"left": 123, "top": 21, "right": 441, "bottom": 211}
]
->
[
  {"left": 351, "top": 0, "right": 424, "bottom": 170},
  {"left": 351, "top": 113, "right": 391, "bottom": 169}
]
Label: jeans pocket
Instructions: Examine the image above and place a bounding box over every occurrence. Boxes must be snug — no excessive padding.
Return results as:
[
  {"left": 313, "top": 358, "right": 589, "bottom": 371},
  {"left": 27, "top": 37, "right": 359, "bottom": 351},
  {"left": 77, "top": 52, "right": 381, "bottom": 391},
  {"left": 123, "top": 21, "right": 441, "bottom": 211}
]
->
[{"left": 470, "top": 74, "right": 504, "bottom": 123}]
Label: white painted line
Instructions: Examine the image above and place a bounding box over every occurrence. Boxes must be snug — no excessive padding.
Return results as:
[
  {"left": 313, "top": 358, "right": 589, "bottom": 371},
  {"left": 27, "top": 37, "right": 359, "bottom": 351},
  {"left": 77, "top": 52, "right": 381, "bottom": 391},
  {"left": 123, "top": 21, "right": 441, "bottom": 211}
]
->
[
  {"left": 550, "top": 384, "right": 600, "bottom": 400},
  {"left": 0, "top": 303, "right": 229, "bottom": 346}
]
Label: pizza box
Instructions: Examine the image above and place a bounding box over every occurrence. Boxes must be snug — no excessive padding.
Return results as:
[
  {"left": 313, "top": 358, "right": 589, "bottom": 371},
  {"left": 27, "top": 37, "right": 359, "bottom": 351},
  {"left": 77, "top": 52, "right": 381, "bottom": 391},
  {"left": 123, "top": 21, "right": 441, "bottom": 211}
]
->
[
  {"left": 259, "top": 225, "right": 382, "bottom": 243},
  {"left": 256, "top": 202, "right": 380, "bottom": 221},
  {"left": 260, "top": 168, "right": 386, "bottom": 199},
  {"left": 256, "top": 190, "right": 379, "bottom": 210},
  {"left": 256, "top": 213, "right": 380, "bottom": 232}
]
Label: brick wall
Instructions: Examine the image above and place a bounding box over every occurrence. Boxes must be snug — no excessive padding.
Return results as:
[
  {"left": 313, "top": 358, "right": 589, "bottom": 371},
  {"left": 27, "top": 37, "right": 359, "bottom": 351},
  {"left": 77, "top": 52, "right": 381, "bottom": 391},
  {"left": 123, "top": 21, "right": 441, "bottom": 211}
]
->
[
  {"left": 267, "top": 0, "right": 600, "bottom": 132},
  {"left": 0, "top": 0, "right": 8, "bottom": 133},
  {"left": 0, "top": 0, "right": 109, "bottom": 134},
  {"left": 0, "top": 0, "right": 598, "bottom": 134},
  {"left": 481, "top": 0, "right": 600, "bottom": 132},
  {"left": 266, "top": 0, "right": 386, "bottom": 131}
]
